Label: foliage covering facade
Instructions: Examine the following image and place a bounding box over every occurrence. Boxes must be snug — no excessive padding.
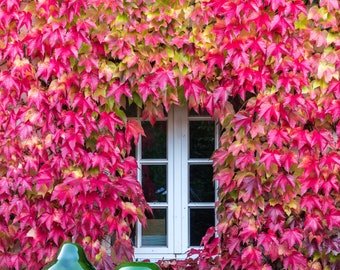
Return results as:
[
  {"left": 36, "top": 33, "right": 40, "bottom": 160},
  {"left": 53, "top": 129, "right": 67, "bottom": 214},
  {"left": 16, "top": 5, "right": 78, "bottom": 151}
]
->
[{"left": 0, "top": 0, "right": 339, "bottom": 269}]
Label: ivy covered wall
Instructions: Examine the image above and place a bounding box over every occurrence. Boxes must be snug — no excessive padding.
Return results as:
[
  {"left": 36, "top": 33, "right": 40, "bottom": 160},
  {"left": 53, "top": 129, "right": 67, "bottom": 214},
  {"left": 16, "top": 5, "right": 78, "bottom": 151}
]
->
[{"left": 0, "top": 0, "right": 339, "bottom": 269}]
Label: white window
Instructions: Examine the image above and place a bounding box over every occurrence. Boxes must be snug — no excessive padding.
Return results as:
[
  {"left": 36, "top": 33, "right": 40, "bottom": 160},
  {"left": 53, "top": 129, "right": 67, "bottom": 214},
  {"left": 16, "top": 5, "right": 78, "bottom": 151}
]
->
[{"left": 129, "top": 105, "right": 218, "bottom": 260}]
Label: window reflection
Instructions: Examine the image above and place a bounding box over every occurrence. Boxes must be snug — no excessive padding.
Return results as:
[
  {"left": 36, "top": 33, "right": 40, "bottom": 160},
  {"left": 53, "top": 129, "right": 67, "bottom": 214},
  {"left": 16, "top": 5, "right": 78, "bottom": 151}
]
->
[
  {"left": 142, "top": 209, "right": 167, "bottom": 247},
  {"left": 142, "top": 165, "right": 167, "bottom": 202},
  {"left": 142, "top": 121, "right": 167, "bottom": 159},
  {"left": 189, "top": 121, "right": 215, "bottom": 158},
  {"left": 189, "top": 165, "right": 214, "bottom": 202},
  {"left": 190, "top": 209, "right": 215, "bottom": 246}
]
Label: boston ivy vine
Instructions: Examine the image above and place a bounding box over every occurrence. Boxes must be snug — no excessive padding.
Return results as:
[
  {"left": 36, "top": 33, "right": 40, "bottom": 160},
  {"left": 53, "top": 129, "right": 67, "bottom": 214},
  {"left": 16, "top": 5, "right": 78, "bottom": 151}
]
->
[{"left": 0, "top": 0, "right": 339, "bottom": 269}]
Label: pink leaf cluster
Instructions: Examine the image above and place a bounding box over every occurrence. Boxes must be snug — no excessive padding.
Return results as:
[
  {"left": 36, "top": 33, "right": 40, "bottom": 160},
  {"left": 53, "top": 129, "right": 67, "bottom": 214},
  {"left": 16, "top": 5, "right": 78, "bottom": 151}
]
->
[{"left": 1, "top": 0, "right": 340, "bottom": 269}]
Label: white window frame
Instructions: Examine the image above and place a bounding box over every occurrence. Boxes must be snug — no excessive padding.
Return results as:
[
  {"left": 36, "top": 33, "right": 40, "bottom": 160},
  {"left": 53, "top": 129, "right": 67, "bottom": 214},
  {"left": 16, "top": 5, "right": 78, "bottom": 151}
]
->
[{"left": 133, "top": 106, "right": 219, "bottom": 261}]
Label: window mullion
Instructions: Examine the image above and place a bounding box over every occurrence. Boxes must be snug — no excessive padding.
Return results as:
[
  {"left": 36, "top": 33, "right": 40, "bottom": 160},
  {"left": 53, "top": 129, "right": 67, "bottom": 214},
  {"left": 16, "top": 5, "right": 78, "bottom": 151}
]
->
[
  {"left": 173, "top": 106, "right": 189, "bottom": 254},
  {"left": 167, "top": 108, "right": 175, "bottom": 253},
  {"left": 136, "top": 113, "right": 143, "bottom": 248}
]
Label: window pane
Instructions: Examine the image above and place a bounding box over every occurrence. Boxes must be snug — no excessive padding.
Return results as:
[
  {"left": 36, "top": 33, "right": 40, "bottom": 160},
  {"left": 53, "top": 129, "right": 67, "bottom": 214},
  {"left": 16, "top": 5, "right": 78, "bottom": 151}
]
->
[
  {"left": 142, "top": 209, "right": 167, "bottom": 247},
  {"left": 189, "top": 209, "right": 215, "bottom": 246},
  {"left": 189, "top": 121, "right": 215, "bottom": 158},
  {"left": 190, "top": 165, "right": 214, "bottom": 202},
  {"left": 142, "top": 165, "right": 167, "bottom": 202},
  {"left": 142, "top": 121, "right": 167, "bottom": 159}
]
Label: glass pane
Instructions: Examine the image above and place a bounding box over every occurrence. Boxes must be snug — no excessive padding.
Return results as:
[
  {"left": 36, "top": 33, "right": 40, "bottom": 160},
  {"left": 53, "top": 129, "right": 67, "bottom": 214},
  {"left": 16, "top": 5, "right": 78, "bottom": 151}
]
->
[
  {"left": 189, "top": 208, "right": 215, "bottom": 246},
  {"left": 142, "top": 165, "right": 167, "bottom": 202},
  {"left": 189, "top": 121, "right": 215, "bottom": 158},
  {"left": 142, "top": 209, "right": 167, "bottom": 247},
  {"left": 142, "top": 121, "right": 167, "bottom": 159},
  {"left": 190, "top": 165, "right": 214, "bottom": 202}
]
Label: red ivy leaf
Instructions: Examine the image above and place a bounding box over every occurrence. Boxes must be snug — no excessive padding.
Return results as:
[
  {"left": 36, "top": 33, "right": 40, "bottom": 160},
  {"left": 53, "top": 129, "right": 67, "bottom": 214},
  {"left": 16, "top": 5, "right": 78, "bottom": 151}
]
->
[
  {"left": 300, "top": 194, "right": 322, "bottom": 213},
  {"left": 51, "top": 184, "right": 74, "bottom": 205},
  {"left": 280, "top": 228, "right": 303, "bottom": 249},
  {"left": 257, "top": 230, "right": 279, "bottom": 261},
  {"left": 125, "top": 119, "right": 145, "bottom": 146},
  {"left": 239, "top": 176, "right": 262, "bottom": 203},
  {"left": 212, "top": 149, "right": 229, "bottom": 167},
  {"left": 170, "top": 35, "right": 190, "bottom": 48},
  {"left": 83, "top": 211, "right": 101, "bottom": 230},
  {"left": 260, "top": 149, "right": 281, "bottom": 170},
  {"left": 304, "top": 214, "right": 322, "bottom": 233},
  {"left": 0, "top": 0, "right": 20, "bottom": 12},
  {"left": 99, "top": 112, "right": 124, "bottom": 135},
  {"left": 64, "top": 174, "right": 89, "bottom": 195},
  {"left": 61, "top": 131, "right": 84, "bottom": 159},
  {"left": 320, "top": 152, "right": 340, "bottom": 171},
  {"left": 280, "top": 151, "right": 298, "bottom": 172},
  {"left": 10, "top": 254, "right": 25, "bottom": 270},
  {"left": 95, "top": 253, "right": 115, "bottom": 270},
  {"left": 0, "top": 253, "right": 11, "bottom": 269},
  {"left": 78, "top": 55, "right": 98, "bottom": 73},
  {"left": 310, "top": 129, "right": 333, "bottom": 151},
  {"left": 35, "top": 168, "right": 54, "bottom": 194},
  {"left": 72, "top": 93, "right": 99, "bottom": 114},
  {"left": 231, "top": 111, "right": 252, "bottom": 133},
  {"left": 226, "top": 236, "right": 241, "bottom": 255},
  {"left": 80, "top": 71, "right": 99, "bottom": 92},
  {"left": 47, "top": 227, "right": 67, "bottom": 245},
  {"left": 325, "top": 208, "right": 340, "bottom": 230},
  {"left": 258, "top": 102, "right": 280, "bottom": 125},
  {"left": 265, "top": 205, "right": 285, "bottom": 224},
  {"left": 241, "top": 246, "right": 262, "bottom": 267},
  {"left": 291, "top": 127, "right": 309, "bottom": 151},
  {"left": 0, "top": 71, "right": 20, "bottom": 92},
  {"left": 96, "top": 134, "right": 115, "bottom": 153},
  {"left": 3, "top": 41, "right": 24, "bottom": 61},
  {"left": 0, "top": 202, "right": 10, "bottom": 224},
  {"left": 91, "top": 153, "right": 111, "bottom": 171},
  {"left": 267, "top": 42, "right": 289, "bottom": 60},
  {"left": 206, "top": 51, "right": 224, "bottom": 72},
  {"left": 273, "top": 173, "right": 295, "bottom": 192},
  {"left": 111, "top": 239, "right": 134, "bottom": 265},
  {"left": 146, "top": 69, "right": 176, "bottom": 92},
  {"left": 283, "top": 251, "right": 307, "bottom": 270},
  {"left": 183, "top": 78, "right": 207, "bottom": 104},
  {"left": 321, "top": 174, "right": 339, "bottom": 196},
  {"left": 300, "top": 175, "right": 322, "bottom": 195},
  {"left": 298, "top": 155, "right": 320, "bottom": 177},
  {"left": 268, "top": 128, "right": 289, "bottom": 148},
  {"left": 145, "top": 32, "right": 164, "bottom": 46},
  {"left": 249, "top": 122, "right": 265, "bottom": 138},
  {"left": 137, "top": 81, "right": 154, "bottom": 102},
  {"left": 215, "top": 170, "right": 236, "bottom": 193},
  {"left": 107, "top": 82, "right": 132, "bottom": 102},
  {"left": 239, "top": 219, "right": 258, "bottom": 242},
  {"left": 39, "top": 209, "right": 61, "bottom": 231},
  {"left": 328, "top": 80, "right": 340, "bottom": 98},
  {"left": 270, "top": 15, "right": 289, "bottom": 36},
  {"left": 54, "top": 43, "right": 78, "bottom": 62},
  {"left": 235, "top": 151, "right": 255, "bottom": 170},
  {"left": 64, "top": 111, "right": 86, "bottom": 134}
]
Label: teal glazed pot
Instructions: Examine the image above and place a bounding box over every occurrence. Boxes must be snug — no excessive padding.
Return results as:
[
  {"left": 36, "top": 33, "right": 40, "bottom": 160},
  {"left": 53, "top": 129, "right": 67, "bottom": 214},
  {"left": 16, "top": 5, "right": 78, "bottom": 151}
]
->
[{"left": 42, "top": 242, "right": 96, "bottom": 270}]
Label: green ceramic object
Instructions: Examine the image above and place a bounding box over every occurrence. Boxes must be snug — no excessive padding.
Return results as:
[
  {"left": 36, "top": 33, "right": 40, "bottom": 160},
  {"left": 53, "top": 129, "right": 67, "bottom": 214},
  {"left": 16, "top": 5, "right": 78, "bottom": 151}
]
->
[
  {"left": 42, "top": 242, "right": 96, "bottom": 270},
  {"left": 116, "top": 262, "right": 161, "bottom": 270}
]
